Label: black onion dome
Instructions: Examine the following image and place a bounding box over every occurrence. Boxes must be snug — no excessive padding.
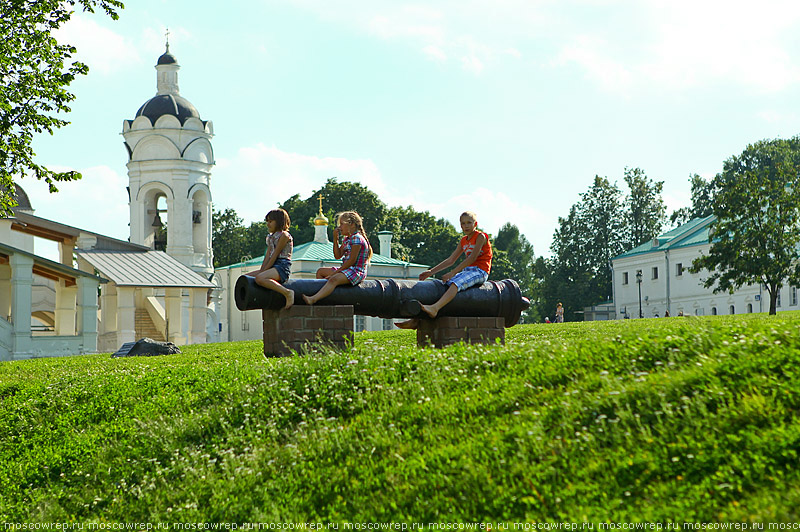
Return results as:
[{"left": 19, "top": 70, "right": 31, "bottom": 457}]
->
[
  {"left": 0, "top": 183, "right": 32, "bottom": 211},
  {"left": 157, "top": 51, "right": 177, "bottom": 65},
  {"left": 135, "top": 94, "right": 200, "bottom": 125}
]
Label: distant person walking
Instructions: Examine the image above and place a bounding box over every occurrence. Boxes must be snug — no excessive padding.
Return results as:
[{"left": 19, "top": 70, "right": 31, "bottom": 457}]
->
[{"left": 555, "top": 302, "right": 564, "bottom": 323}]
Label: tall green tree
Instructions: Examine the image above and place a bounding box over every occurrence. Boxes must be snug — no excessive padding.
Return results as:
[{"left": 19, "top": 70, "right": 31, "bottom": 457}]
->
[
  {"left": 669, "top": 174, "right": 717, "bottom": 226},
  {"left": 0, "top": 0, "right": 124, "bottom": 214},
  {"left": 491, "top": 223, "right": 535, "bottom": 288},
  {"left": 543, "top": 176, "right": 626, "bottom": 321},
  {"left": 490, "top": 223, "right": 536, "bottom": 322},
  {"left": 547, "top": 204, "right": 595, "bottom": 321},
  {"left": 211, "top": 207, "right": 249, "bottom": 267},
  {"left": 691, "top": 137, "right": 800, "bottom": 315},
  {"left": 624, "top": 167, "right": 667, "bottom": 248}
]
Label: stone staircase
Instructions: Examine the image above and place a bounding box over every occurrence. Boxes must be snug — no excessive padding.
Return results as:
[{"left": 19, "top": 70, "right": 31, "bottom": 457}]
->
[{"left": 135, "top": 308, "right": 165, "bottom": 342}]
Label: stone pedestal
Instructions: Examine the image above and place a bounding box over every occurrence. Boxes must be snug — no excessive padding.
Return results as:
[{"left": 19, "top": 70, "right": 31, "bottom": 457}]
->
[
  {"left": 417, "top": 316, "right": 505, "bottom": 348},
  {"left": 262, "top": 305, "right": 354, "bottom": 357}
]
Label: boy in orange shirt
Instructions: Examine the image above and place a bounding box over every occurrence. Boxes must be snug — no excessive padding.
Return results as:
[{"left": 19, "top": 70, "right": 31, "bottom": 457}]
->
[{"left": 398, "top": 211, "right": 492, "bottom": 328}]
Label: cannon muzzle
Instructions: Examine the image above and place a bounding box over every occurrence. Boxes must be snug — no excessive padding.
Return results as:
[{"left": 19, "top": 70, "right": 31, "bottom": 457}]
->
[{"left": 235, "top": 276, "right": 530, "bottom": 327}]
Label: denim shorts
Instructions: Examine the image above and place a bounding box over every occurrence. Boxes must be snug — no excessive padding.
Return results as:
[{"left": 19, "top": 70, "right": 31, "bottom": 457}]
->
[
  {"left": 447, "top": 266, "right": 488, "bottom": 291},
  {"left": 273, "top": 257, "right": 291, "bottom": 283}
]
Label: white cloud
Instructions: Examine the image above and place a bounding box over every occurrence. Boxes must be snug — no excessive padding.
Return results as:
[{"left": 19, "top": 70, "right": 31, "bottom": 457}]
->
[
  {"left": 423, "top": 45, "right": 447, "bottom": 63},
  {"left": 23, "top": 165, "right": 130, "bottom": 241},
  {"left": 282, "top": 0, "right": 528, "bottom": 74},
  {"left": 757, "top": 110, "right": 785, "bottom": 124},
  {"left": 213, "top": 144, "right": 386, "bottom": 225},
  {"left": 554, "top": 35, "right": 634, "bottom": 93},
  {"left": 554, "top": 0, "right": 800, "bottom": 93},
  {"left": 213, "top": 143, "right": 547, "bottom": 254},
  {"left": 54, "top": 15, "right": 141, "bottom": 75},
  {"left": 461, "top": 55, "right": 485, "bottom": 75}
]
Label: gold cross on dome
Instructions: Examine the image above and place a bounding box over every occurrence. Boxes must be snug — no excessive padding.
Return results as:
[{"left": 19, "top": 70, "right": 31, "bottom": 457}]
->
[{"left": 317, "top": 193, "right": 324, "bottom": 215}]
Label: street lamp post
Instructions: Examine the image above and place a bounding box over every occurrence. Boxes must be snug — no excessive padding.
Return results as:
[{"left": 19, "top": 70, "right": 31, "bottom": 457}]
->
[{"left": 636, "top": 270, "right": 643, "bottom": 318}]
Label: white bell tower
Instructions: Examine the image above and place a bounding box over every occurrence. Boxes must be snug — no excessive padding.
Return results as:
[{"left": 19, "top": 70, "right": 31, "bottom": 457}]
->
[{"left": 122, "top": 42, "right": 215, "bottom": 278}]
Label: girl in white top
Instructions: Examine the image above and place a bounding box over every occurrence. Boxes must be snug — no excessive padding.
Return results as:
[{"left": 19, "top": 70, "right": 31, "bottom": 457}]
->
[{"left": 246, "top": 208, "right": 295, "bottom": 309}]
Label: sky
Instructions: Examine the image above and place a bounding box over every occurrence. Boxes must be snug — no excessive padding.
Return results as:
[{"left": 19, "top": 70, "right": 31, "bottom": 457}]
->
[{"left": 20, "top": 0, "right": 800, "bottom": 261}]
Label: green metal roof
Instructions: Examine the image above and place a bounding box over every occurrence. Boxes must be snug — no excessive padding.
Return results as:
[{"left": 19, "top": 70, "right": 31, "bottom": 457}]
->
[{"left": 612, "top": 215, "right": 716, "bottom": 260}]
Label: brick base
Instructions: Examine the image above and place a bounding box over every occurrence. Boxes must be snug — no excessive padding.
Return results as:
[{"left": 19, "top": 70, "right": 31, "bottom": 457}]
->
[
  {"left": 262, "top": 305, "right": 354, "bottom": 357},
  {"left": 416, "top": 316, "right": 505, "bottom": 348}
]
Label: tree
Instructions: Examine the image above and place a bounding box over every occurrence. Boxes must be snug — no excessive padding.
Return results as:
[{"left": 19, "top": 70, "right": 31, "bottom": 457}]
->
[
  {"left": 691, "top": 137, "right": 800, "bottom": 315},
  {"left": 490, "top": 223, "right": 536, "bottom": 322},
  {"left": 384, "top": 205, "right": 459, "bottom": 267},
  {"left": 278, "top": 178, "right": 390, "bottom": 250},
  {"left": 212, "top": 207, "right": 249, "bottom": 267},
  {"left": 0, "top": 0, "right": 124, "bottom": 215},
  {"left": 543, "top": 176, "right": 626, "bottom": 321},
  {"left": 669, "top": 174, "right": 717, "bottom": 226},
  {"left": 491, "top": 222, "right": 534, "bottom": 288},
  {"left": 624, "top": 167, "right": 667, "bottom": 248}
]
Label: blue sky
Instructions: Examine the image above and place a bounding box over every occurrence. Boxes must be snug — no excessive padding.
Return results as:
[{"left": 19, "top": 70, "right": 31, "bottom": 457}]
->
[{"left": 22, "top": 0, "right": 800, "bottom": 260}]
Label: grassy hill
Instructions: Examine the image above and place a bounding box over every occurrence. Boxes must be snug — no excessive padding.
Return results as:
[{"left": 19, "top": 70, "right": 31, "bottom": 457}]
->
[{"left": 2, "top": 314, "right": 800, "bottom": 523}]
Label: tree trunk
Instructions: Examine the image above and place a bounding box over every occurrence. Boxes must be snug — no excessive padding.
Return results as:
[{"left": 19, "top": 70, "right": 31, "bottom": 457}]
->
[{"left": 769, "top": 286, "right": 778, "bottom": 315}]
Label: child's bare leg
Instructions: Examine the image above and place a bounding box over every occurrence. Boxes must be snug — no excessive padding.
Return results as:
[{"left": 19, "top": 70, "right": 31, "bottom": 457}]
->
[
  {"left": 255, "top": 269, "right": 295, "bottom": 309},
  {"left": 303, "top": 272, "right": 349, "bottom": 305},
  {"left": 316, "top": 267, "right": 338, "bottom": 279},
  {"left": 420, "top": 284, "right": 459, "bottom": 319}
]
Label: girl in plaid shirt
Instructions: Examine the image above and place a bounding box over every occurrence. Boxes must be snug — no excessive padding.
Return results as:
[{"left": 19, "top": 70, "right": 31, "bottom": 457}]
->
[{"left": 302, "top": 211, "right": 373, "bottom": 305}]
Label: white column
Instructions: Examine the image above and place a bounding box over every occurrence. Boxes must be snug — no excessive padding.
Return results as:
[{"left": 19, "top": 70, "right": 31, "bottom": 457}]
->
[
  {"left": 0, "top": 263, "right": 11, "bottom": 322},
  {"left": 189, "top": 288, "right": 208, "bottom": 344},
  {"left": 100, "top": 283, "right": 118, "bottom": 335},
  {"left": 165, "top": 287, "right": 184, "bottom": 344},
  {"left": 10, "top": 254, "right": 34, "bottom": 357},
  {"left": 77, "top": 277, "right": 99, "bottom": 353},
  {"left": 117, "top": 286, "right": 136, "bottom": 345},
  {"left": 54, "top": 281, "right": 78, "bottom": 335}
]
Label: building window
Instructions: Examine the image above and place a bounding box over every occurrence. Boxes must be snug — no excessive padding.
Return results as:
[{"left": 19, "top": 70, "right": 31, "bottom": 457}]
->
[
  {"left": 355, "top": 315, "right": 365, "bottom": 332},
  {"left": 676, "top": 263, "right": 683, "bottom": 277},
  {"left": 711, "top": 307, "right": 717, "bottom": 315},
  {"left": 777, "top": 291, "right": 782, "bottom": 308},
  {"left": 747, "top": 303, "right": 753, "bottom": 313},
  {"left": 652, "top": 267, "right": 659, "bottom": 280},
  {"left": 792, "top": 287, "right": 798, "bottom": 306},
  {"left": 382, "top": 318, "right": 393, "bottom": 331},
  {"left": 729, "top": 305, "right": 735, "bottom": 315},
  {"left": 623, "top": 272, "right": 629, "bottom": 285}
]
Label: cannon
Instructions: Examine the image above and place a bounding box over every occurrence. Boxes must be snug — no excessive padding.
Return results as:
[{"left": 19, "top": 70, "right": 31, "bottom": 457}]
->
[{"left": 235, "top": 276, "right": 530, "bottom": 327}]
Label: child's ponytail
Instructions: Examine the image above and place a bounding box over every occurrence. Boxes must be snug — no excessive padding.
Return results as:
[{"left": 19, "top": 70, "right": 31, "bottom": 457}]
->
[{"left": 339, "top": 211, "right": 373, "bottom": 261}]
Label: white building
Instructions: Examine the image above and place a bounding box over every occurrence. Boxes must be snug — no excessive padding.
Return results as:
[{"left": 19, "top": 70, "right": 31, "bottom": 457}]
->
[
  {"left": 610, "top": 215, "right": 790, "bottom": 318},
  {"left": 215, "top": 210, "right": 429, "bottom": 341},
  {"left": 1, "top": 44, "right": 216, "bottom": 361}
]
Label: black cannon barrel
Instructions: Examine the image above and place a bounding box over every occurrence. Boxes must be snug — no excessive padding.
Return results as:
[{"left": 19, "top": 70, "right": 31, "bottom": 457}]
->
[{"left": 235, "top": 276, "right": 530, "bottom": 327}]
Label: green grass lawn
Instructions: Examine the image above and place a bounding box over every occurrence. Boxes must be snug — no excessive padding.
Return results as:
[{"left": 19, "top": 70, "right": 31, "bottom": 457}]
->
[{"left": 2, "top": 314, "right": 800, "bottom": 523}]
